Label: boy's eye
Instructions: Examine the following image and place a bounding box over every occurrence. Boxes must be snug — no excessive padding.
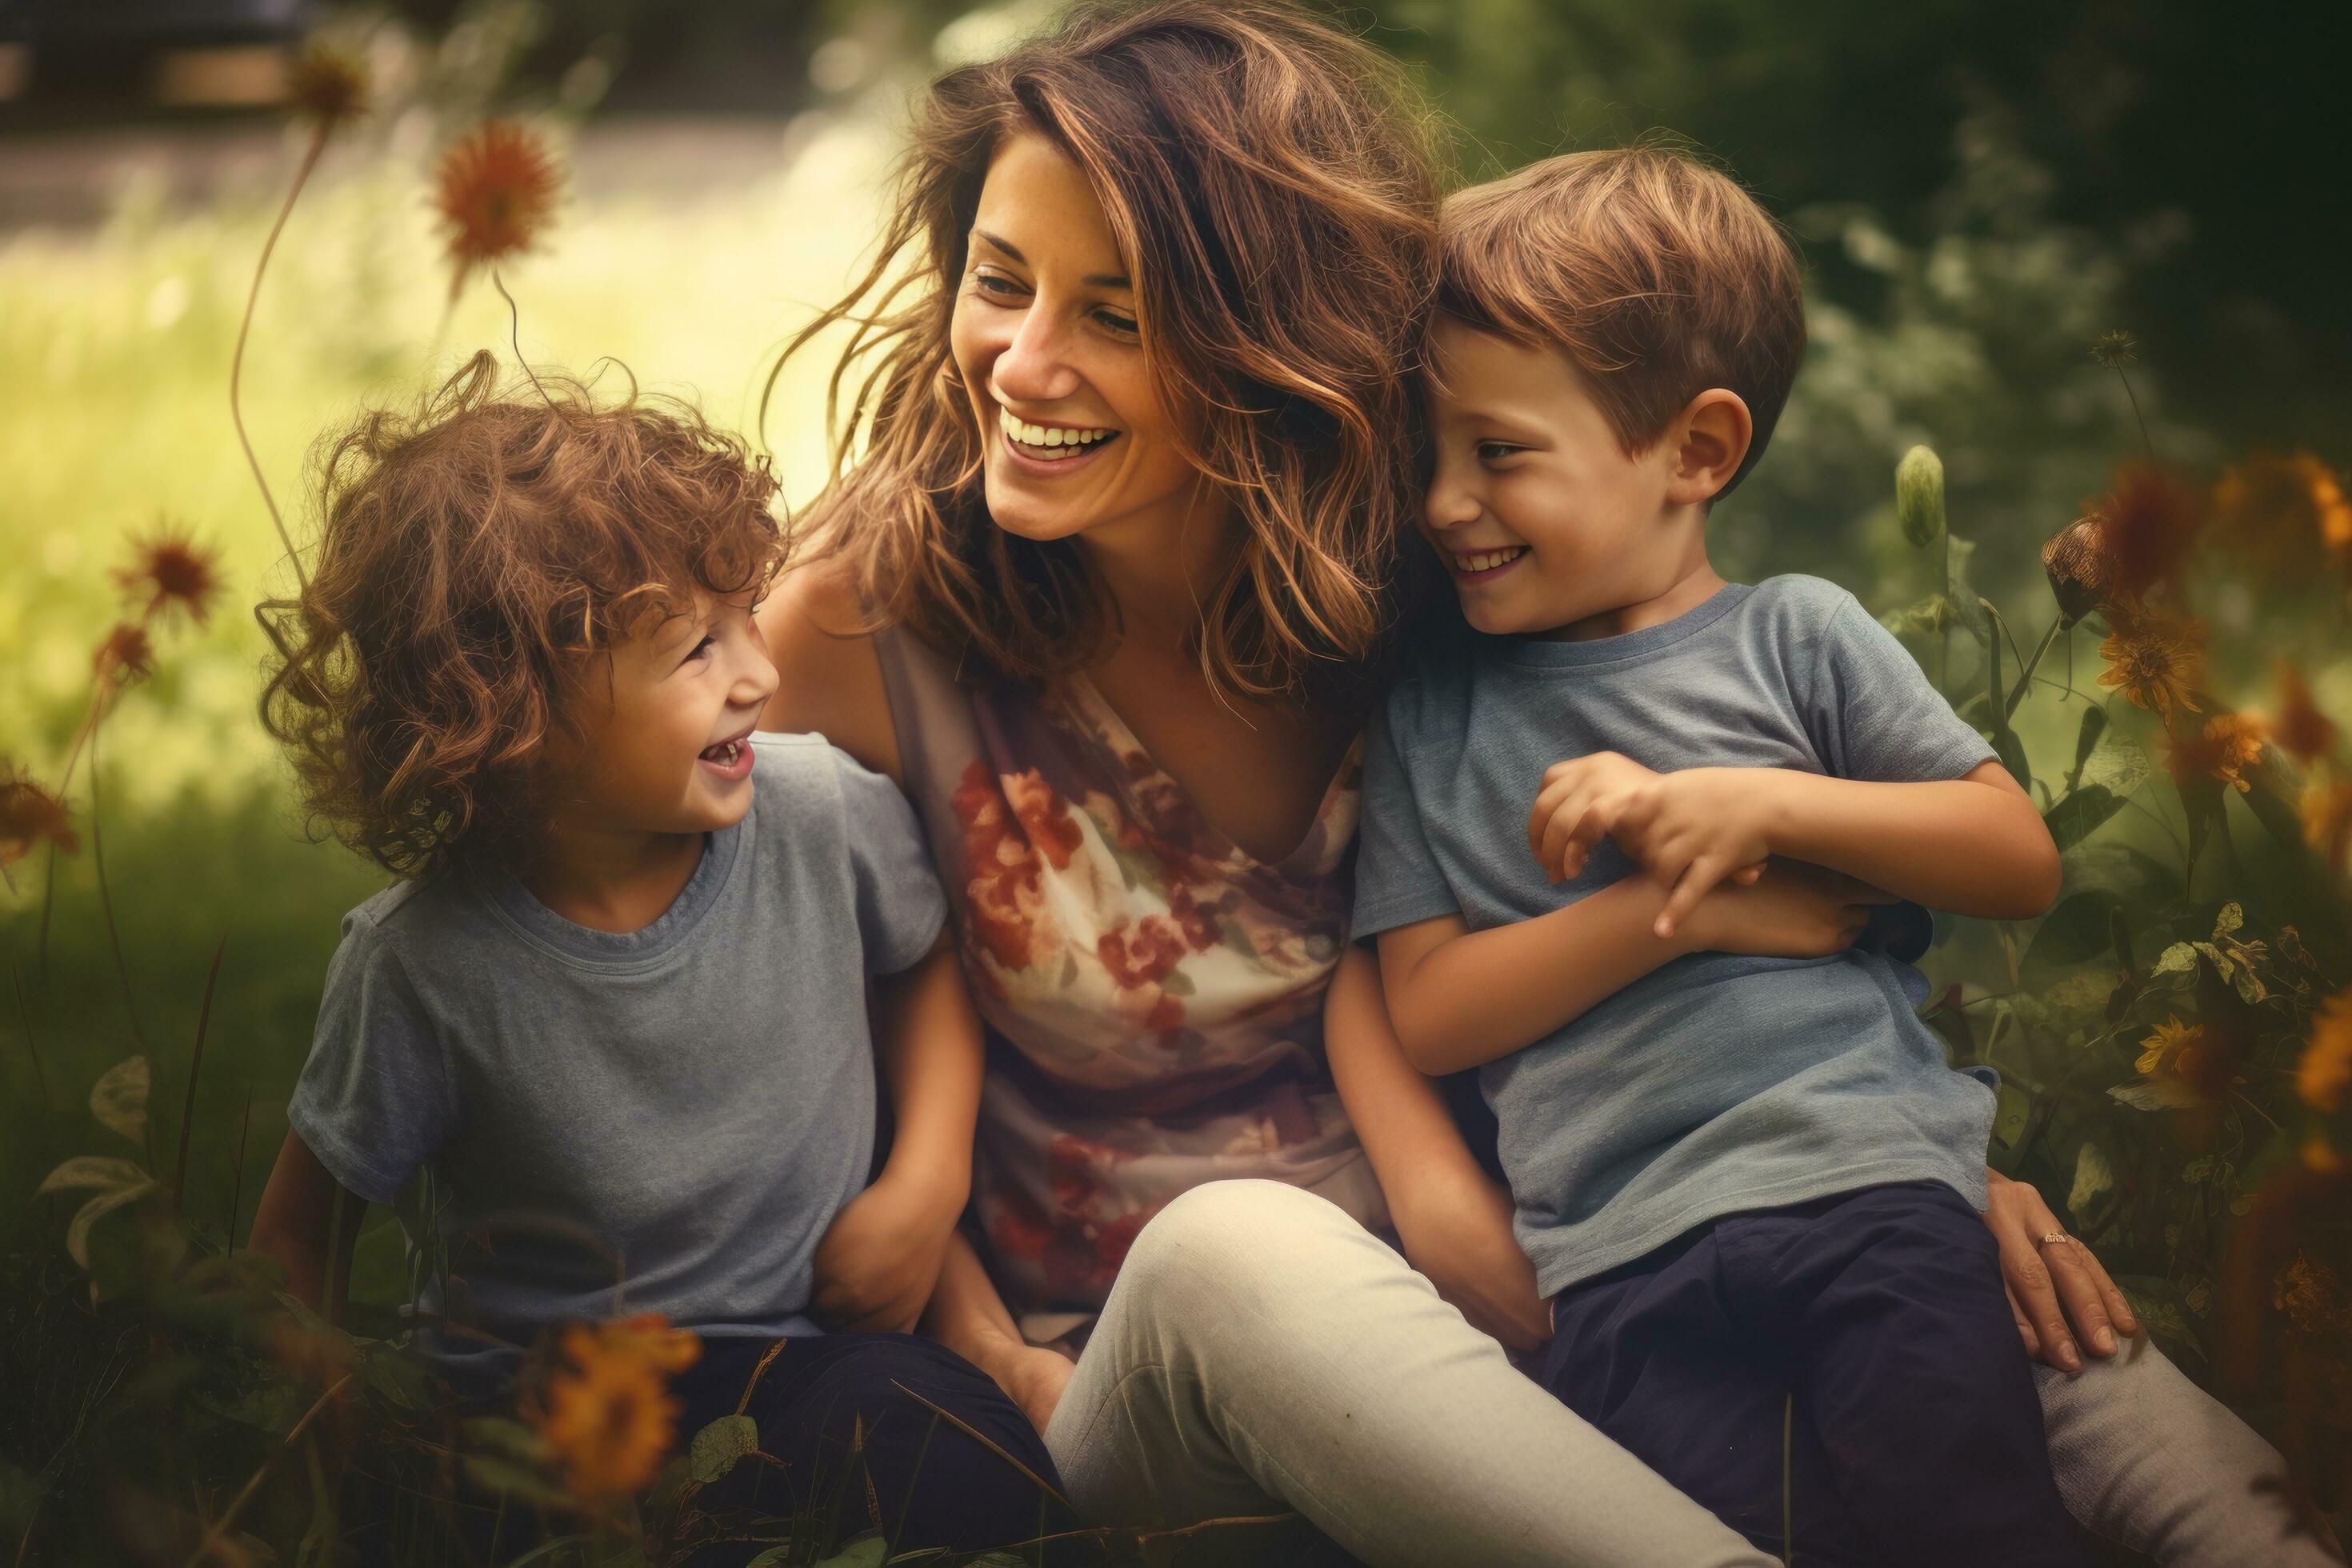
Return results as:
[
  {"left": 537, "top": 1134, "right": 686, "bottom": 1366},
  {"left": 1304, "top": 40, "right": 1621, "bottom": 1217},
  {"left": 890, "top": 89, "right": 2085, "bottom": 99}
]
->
[
  {"left": 682, "top": 634, "right": 716, "bottom": 665},
  {"left": 1475, "top": 441, "right": 1525, "bottom": 463}
]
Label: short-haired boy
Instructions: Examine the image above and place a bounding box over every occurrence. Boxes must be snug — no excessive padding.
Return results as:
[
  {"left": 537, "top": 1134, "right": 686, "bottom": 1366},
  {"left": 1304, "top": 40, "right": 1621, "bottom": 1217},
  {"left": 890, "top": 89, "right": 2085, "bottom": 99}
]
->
[
  {"left": 247, "top": 354, "right": 1058, "bottom": 1553},
  {"left": 1354, "top": 149, "right": 2082, "bottom": 1564}
]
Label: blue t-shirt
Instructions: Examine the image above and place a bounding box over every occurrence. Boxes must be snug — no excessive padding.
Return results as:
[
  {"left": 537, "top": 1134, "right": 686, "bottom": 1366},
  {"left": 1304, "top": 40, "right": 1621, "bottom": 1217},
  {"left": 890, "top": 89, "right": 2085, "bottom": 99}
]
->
[
  {"left": 288, "top": 734, "right": 946, "bottom": 1366},
  {"left": 1354, "top": 577, "right": 1999, "bottom": 1297}
]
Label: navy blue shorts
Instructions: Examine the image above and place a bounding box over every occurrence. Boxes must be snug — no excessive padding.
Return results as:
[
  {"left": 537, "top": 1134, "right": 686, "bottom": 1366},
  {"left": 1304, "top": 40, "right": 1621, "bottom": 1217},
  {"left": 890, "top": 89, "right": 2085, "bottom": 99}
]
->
[{"left": 1539, "top": 1181, "right": 2084, "bottom": 1567}]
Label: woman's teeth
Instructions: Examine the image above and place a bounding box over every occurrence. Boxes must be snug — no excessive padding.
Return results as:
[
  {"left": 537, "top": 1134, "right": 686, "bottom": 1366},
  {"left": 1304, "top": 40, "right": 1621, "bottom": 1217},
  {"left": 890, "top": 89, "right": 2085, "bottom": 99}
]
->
[
  {"left": 1454, "top": 546, "right": 1527, "bottom": 574},
  {"left": 1002, "top": 410, "right": 1118, "bottom": 456}
]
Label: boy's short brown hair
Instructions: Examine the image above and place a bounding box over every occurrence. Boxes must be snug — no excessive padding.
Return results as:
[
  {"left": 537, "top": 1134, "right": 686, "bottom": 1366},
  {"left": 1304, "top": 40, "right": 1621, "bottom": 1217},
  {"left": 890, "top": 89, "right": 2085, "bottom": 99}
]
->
[
  {"left": 1438, "top": 144, "right": 1806, "bottom": 496},
  {"left": 260, "top": 351, "right": 784, "bottom": 879}
]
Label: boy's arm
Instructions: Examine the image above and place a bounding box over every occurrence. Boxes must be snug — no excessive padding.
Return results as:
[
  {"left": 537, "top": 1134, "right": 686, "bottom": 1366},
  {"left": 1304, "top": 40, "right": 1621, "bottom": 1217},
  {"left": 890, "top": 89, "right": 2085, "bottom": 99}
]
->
[
  {"left": 1324, "top": 946, "right": 1548, "bottom": 1350},
  {"left": 248, "top": 1129, "right": 366, "bottom": 1324},
  {"left": 811, "top": 932, "right": 982, "bottom": 1334},
  {"left": 1536, "top": 757, "right": 2059, "bottom": 937}
]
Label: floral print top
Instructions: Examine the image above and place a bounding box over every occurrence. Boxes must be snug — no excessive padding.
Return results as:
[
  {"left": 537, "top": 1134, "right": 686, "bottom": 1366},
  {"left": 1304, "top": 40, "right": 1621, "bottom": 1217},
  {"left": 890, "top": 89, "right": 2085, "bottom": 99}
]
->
[{"left": 870, "top": 625, "right": 1385, "bottom": 1337}]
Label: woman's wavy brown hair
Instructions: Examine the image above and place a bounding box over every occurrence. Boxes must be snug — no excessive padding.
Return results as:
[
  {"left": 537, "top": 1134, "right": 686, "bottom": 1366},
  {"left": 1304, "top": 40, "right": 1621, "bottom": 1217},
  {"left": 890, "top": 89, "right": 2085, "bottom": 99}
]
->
[
  {"left": 768, "top": 0, "right": 1446, "bottom": 705},
  {"left": 260, "top": 352, "right": 783, "bottom": 879}
]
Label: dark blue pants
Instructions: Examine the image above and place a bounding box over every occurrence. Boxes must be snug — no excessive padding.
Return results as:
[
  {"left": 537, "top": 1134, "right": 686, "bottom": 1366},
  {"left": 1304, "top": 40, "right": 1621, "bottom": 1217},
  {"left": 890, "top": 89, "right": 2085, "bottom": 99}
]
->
[
  {"left": 1539, "top": 1182, "right": 2084, "bottom": 1567},
  {"left": 667, "top": 1332, "right": 1070, "bottom": 1562}
]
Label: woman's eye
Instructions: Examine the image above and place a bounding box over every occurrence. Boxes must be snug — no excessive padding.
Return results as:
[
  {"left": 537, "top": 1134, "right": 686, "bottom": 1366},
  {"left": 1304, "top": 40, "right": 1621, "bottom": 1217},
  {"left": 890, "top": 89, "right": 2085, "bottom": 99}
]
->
[
  {"left": 1475, "top": 441, "right": 1523, "bottom": 463},
  {"left": 1093, "top": 307, "right": 1140, "bottom": 338},
  {"left": 972, "top": 269, "right": 1026, "bottom": 298}
]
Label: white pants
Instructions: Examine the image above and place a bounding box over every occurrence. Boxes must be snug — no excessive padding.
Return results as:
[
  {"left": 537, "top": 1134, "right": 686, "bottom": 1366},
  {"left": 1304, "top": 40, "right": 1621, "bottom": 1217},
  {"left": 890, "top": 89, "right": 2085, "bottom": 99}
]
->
[{"left": 1044, "top": 1180, "right": 2341, "bottom": 1567}]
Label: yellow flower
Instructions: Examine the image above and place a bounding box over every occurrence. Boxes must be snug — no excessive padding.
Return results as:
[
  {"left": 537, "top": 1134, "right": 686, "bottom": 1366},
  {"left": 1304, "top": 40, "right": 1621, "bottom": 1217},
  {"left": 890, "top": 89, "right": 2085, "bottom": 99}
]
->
[
  {"left": 2298, "top": 987, "right": 2352, "bottom": 1114},
  {"left": 2176, "top": 712, "right": 2267, "bottom": 794},
  {"left": 2098, "top": 610, "right": 2204, "bottom": 721},
  {"left": 2305, "top": 778, "right": 2352, "bottom": 875},
  {"left": 532, "top": 1314, "right": 701, "bottom": 1503},
  {"left": 2137, "top": 1016, "right": 2206, "bottom": 1078}
]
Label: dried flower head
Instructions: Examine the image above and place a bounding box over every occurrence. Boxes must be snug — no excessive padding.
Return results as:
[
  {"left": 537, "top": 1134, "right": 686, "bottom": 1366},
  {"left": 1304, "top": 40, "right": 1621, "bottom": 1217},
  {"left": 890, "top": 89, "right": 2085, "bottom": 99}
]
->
[
  {"left": 91, "top": 622, "right": 156, "bottom": 690},
  {"left": 434, "top": 121, "right": 562, "bottom": 299},
  {"left": 2274, "top": 1254, "right": 2352, "bottom": 1338},
  {"left": 286, "top": 43, "right": 368, "bottom": 129},
  {"left": 2041, "top": 512, "right": 2118, "bottom": 626},
  {"left": 2301, "top": 987, "right": 2352, "bottom": 1114},
  {"left": 2305, "top": 778, "right": 2352, "bottom": 877},
  {"left": 2097, "top": 607, "right": 2205, "bottom": 722},
  {"left": 2170, "top": 711, "right": 2268, "bottom": 795},
  {"left": 532, "top": 1314, "right": 700, "bottom": 1503},
  {"left": 2091, "top": 462, "right": 2204, "bottom": 605},
  {"left": 1, "top": 764, "right": 78, "bottom": 869},
  {"left": 114, "top": 524, "right": 222, "bottom": 627},
  {"left": 2273, "top": 662, "right": 2340, "bottom": 764},
  {"left": 2092, "top": 330, "right": 2138, "bottom": 369}
]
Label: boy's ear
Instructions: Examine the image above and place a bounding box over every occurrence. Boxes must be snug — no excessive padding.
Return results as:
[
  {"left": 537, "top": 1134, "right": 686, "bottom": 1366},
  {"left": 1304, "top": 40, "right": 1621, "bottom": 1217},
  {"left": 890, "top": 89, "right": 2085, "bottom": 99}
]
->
[{"left": 1665, "top": 390, "right": 1754, "bottom": 506}]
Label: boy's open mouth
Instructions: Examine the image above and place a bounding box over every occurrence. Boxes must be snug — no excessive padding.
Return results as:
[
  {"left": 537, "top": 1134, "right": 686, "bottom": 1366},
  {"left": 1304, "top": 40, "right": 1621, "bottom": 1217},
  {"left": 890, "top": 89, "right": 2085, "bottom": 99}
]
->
[
  {"left": 698, "top": 728, "right": 756, "bottom": 781},
  {"left": 1000, "top": 408, "right": 1122, "bottom": 465},
  {"left": 1451, "top": 545, "right": 1528, "bottom": 580}
]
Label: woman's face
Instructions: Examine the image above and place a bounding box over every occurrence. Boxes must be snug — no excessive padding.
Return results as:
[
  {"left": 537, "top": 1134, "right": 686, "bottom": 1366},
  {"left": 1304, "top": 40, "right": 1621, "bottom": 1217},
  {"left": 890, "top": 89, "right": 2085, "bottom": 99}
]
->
[{"left": 950, "top": 131, "right": 1201, "bottom": 546}]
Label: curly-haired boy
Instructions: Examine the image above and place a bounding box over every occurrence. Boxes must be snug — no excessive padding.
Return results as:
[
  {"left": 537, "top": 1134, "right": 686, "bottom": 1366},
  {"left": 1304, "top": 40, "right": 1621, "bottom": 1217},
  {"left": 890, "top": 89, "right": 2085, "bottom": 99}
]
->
[{"left": 247, "top": 353, "right": 1059, "bottom": 1550}]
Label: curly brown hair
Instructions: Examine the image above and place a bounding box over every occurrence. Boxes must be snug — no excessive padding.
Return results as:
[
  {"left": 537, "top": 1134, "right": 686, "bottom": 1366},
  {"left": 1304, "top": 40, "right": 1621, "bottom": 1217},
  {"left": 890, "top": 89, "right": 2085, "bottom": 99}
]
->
[
  {"left": 259, "top": 352, "right": 784, "bottom": 879},
  {"left": 766, "top": 0, "right": 1446, "bottom": 706}
]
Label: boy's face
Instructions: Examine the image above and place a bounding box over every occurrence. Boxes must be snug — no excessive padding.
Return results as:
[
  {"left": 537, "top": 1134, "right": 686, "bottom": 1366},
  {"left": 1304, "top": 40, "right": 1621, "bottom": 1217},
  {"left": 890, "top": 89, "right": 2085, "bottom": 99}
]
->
[
  {"left": 1421, "top": 317, "right": 1692, "bottom": 639},
  {"left": 550, "top": 587, "right": 778, "bottom": 838}
]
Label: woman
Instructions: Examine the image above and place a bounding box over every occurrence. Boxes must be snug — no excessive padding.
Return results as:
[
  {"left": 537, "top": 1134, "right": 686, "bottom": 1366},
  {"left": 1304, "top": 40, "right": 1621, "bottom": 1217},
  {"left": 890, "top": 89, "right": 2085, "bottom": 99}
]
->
[{"left": 760, "top": 3, "right": 2330, "bottom": 1563}]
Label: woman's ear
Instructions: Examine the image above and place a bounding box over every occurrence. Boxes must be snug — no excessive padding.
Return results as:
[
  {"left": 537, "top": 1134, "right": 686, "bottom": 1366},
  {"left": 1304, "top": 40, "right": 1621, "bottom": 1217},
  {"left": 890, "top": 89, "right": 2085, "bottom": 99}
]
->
[{"left": 1665, "top": 389, "right": 1754, "bottom": 506}]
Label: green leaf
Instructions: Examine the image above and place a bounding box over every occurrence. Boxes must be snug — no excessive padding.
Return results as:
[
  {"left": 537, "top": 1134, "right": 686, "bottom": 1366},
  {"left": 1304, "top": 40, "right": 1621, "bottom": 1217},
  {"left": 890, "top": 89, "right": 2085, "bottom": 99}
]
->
[
  {"left": 2151, "top": 941, "right": 2199, "bottom": 976},
  {"left": 813, "top": 1536, "right": 888, "bottom": 1568},
  {"left": 1991, "top": 1082, "right": 2033, "bottom": 1151},
  {"left": 742, "top": 1550, "right": 798, "bottom": 1568},
  {"left": 688, "top": 1413, "right": 760, "bottom": 1484},
  {"left": 90, "top": 1055, "right": 151, "bottom": 1146},
  {"left": 464, "top": 1417, "right": 546, "bottom": 1464},
  {"left": 1945, "top": 536, "right": 1989, "bottom": 643},
  {"left": 2044, "top": 785, "right": 2126, "bottom": 853},
  {"left": 2021, "top": 891, "right": 2119, "bottom": 984},
  {"left": 458, "top": 1455, "right": 570, "bottom": 1508},
  {"left": 2066, "top": 706, "right": 2109, "bottom": 790},
  {"left": 64, "top": 1181, "right": 158, "bottom": 1269},
  {"left": 2110, "top": 1079, "right": 2202, "bottom": 1110},
  {"left": 2211, "top": 902, "right": 2245, "bottom": 937},
  {"left": 37, "top": 1154, "right": 152, "bottom": 1198},
  {"left": 2068, "top": 1142, "right": 2116, "bottom": 1222}
]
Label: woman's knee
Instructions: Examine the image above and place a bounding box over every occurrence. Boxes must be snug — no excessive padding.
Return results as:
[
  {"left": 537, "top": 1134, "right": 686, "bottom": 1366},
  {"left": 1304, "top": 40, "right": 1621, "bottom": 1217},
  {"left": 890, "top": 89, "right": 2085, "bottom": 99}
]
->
[{"left": 1114, "top": 1178, "right": 1363, "bottom": 1322}]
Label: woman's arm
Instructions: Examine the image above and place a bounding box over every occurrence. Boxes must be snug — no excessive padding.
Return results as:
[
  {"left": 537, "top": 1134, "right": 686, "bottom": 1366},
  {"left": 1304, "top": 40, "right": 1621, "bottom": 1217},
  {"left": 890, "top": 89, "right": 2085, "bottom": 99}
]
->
[
  {"left": 811, "top": 934, "right": 983, "bottom": 1333},
  {"left": 247, "top": 1130, "right": 366, "bottom": 1324},
  {"left": 1324, "top": 946, "right": 1549, "bottom": 1350}
]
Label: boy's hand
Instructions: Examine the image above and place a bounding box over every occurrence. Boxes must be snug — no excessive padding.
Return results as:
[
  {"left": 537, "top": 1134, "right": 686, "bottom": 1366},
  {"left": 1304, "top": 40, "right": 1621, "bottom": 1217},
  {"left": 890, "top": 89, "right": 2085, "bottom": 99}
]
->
[
  {"left": 1529, "top": 754, "right": 1777, "bottom": 937},
  {"left": 1672, "top": 860, "right": 1896, "bottom": 960},
  {"left": 811, "top": 1168, "right": 963, "bottom": 1334}
]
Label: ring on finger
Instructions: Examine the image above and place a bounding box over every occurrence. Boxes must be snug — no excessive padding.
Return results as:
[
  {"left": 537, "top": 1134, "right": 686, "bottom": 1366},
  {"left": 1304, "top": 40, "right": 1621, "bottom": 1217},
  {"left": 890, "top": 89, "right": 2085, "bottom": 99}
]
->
[{"left": 2036, "top": 1230, "right": 2073, "bottom": 1249}]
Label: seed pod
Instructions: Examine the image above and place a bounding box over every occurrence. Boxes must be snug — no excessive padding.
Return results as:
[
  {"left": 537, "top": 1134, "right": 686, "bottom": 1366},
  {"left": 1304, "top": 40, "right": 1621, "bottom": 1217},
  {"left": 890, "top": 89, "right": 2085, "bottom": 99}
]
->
[
  {"left": 1896, "top": 445, "right": 1946, "bottom": 548},
  {"left": 2042, "top": 513, "right": 2116, "bottom": 627}
]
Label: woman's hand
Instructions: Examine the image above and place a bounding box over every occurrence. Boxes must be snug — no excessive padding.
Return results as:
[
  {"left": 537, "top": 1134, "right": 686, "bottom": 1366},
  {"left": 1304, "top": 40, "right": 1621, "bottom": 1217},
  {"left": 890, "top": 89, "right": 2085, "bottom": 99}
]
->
[
  {"left": 1390, "top": 1164, "right": 1552, "bottom": 1353},
  {"left": 811, "top": 1168, "right": 962, "bottom": 1334},
  {"left": 1674, "top": 860, "right": 1896, "bottom": 960},
  {"left": 1982, "top": 1166, "right": 2140, "bottom": 1374}
]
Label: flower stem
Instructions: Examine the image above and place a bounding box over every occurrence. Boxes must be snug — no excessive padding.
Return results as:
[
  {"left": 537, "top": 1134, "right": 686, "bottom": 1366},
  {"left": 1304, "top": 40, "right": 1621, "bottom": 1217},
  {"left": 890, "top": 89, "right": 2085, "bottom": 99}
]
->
[
  {"left": 2006, "top": 618, "right": 2065, "bottom": 719},
  {"left": 85, "top": 722, "right": 150, "bottom": 1062},
  {"left": 232, "top": 126, "right": 328, "bottom": 593},
  {"left": 171, "top": 938, "right": 227, "bottom": 1204},
  {"left": 2114, "top": 366, "right": 2154, "bottom": 459}
]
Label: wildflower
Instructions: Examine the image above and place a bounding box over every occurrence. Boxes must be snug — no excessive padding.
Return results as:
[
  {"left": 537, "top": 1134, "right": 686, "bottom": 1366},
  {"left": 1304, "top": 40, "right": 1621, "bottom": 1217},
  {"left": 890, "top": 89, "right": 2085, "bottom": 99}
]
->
[
  {"left": 1894, "top": 445, "right": 1945, "bottom": 548},
  {"left": 2137, "top": 1016, "right": 2207, "bottom": 1078},
  {"left": 2097, "top": 608, "right": 2204, "bottom": 721},
  {"left": 2214, "top": 450, "right": 2352, "bottom": 582},
  {"left": 2298, "top": 987, "right": 2352, "bottom": 1114},
  {"left": 533, "top": 1314, "right": 699, "bottom": 1503},
  {"left": 2041, "top": 513, "right": 2117, "bottom": 627},
  {"left": 2304, "top": 778, "right": 2352, "bottom": 875},
  {"left": 2091, "top": 330, "right": 2138, "bottom": 369},
  {"left": 2273, "top": 662, "right": 2339, "bottom": 763},
  {"left": 114, "top": 525, "right": 222, "bottom": 626},
  {"left": 2274, "top": 1254, "right": 2352, "bottom": 1338},
  {"left": 91, "top": 622, "right": 155, "bottom": 689},
  {"left": 2304, "top": 1134, "right": 2345, "bottom": 1174},
  {"left": 2169, "top": 712, "right": 2266, "bottom": 794},
  {"left": 2091, "top": 462, "right": 2203, "bottom": 604},
  {"left": 434, "top": 121, "right": 562, "bottom": 301},
  {"left": 286, "top": 43, "right": 368, "bottom": 129},
  {"left": 0, "top": 765, "right": 78, "bottom": 868}
]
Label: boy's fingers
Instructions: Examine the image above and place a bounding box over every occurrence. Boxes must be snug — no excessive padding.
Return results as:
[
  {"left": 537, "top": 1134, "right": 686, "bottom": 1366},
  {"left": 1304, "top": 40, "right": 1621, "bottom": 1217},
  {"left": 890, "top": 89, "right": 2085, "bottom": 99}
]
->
[
  {"left": 1538, "top": 801, "right": 1586, "bottom": 881},
  {"left": 1733, "top": 862, "right": 1766, "bottom": 885},
  {"left": 1655, "top": 854, "right": 1730, "bottom": 938}
]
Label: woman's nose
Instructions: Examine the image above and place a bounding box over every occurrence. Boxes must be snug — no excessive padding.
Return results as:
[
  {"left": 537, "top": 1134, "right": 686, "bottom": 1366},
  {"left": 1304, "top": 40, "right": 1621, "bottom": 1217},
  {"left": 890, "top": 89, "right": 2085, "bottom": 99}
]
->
[{"left": 990, "top": 306, "right": 1082, "bottom": 406}]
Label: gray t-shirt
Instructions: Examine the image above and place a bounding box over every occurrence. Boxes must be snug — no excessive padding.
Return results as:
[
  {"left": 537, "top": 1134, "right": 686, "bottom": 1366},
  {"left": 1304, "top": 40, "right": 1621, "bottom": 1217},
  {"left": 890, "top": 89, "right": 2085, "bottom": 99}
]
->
[
  {"left": 1354, "top": 577, "right": 1999, "bottom": 1298},
  {"left": 288, "top": 733, "right": 946, "bottom": 1361}
]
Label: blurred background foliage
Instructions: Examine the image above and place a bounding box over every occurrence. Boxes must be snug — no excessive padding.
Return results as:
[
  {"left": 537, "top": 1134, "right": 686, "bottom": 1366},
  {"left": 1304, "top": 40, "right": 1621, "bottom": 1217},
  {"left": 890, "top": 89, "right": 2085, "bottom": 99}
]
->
[{"left": 2, "top": 0, "right": 2346, "bottom": 1561}]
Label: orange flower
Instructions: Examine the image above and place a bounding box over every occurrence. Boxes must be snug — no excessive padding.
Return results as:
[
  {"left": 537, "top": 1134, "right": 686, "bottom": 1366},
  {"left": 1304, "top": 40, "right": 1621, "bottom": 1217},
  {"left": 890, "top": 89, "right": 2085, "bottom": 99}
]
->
[
  {"left": 91, "top": 622, "right": 155, "bottom": 689},
  {"left": 2305, "top": 778, "right": 2352, "bottom": 875},
  {"left": 2274, "top": 1254, "right": 2352, "bottom": 1338},
  {"left": 2274, "top": 662, "right": 2339, "bottom": 764},
  {"left": 2087, "top": 462, "right": 2202, "bottom": 605},
  {"left": 532, "top": 1314, "right": 700, "bottom": 1503},
  {"left": 2298, "top": 987, "right": 2352, "bottom": 1114},
  {"left": 286, "top": 43, "right": 368, "bottom": 128},
  {"left": 434, "top": 121, "right": 562, "bottom": 299},
  {"left": 2097, "top": 608, "right": 2204, "bottom": 721},
  {"left": 0, "top": 764, "right": 78, "bottom": 868},
  {"left": 2170, "top": 712, "right": 2267, "bottom": 794},
  {"left": 114, "top": 524, "right": 222, "bottom": 626},
  {"left": 2214, "top": 450, "right": 2352, "bottom": 582}
]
